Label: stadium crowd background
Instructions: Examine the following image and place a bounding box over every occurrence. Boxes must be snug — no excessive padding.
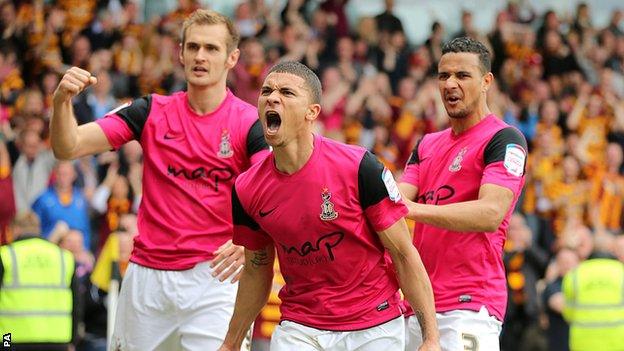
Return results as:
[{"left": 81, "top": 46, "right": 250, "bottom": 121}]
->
[{"left": 1, "top": 0, "right": 624, "bottom": 350}]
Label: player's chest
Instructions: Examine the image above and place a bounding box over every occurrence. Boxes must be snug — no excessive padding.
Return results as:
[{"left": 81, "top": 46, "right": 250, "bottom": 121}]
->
[
  {"left": 418, "top": 143, "right": 485, "bottom": 203},
  {"left": 252, "top": 178, "right": 360, "bottom": 241},
  {"left": 143, "top": 115, "right": 242, "bottom": 167}
]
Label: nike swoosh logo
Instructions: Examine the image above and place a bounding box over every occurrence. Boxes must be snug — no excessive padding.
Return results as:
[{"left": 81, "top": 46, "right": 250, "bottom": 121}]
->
[{"left": 259, "top": 207, "right": 277, "bottom": 217}]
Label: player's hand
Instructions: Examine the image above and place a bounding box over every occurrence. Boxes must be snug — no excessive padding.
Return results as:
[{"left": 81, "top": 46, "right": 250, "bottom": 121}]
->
[
  {"left": 417, "top": 339, "right": 441, "bottom": 351},
  {"left": 211, "top": 239, "right": 245, "bottom": 283},
  {"left": 53, "top": 67, "right": 97, "bottom": 104}
]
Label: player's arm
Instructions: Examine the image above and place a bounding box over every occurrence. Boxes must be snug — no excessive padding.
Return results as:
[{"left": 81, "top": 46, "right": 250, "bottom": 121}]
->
[
  {"left": 51, "top": 67, "right": 112, "bottom": 159},
  {"left": 220, "top": 184, "right": 275, "bottom": 350},
  {"left": 399, "top": 182, "right": 418, "bottom": 202},
  {"left": 405, "top": 183, "right": 514, "bottom": 232},
  {"left": 219, "top": 244, "right": 275, "bottom": 351},
  {"left": 212, "top": 122, "right": 267, "bottom": 281},
  {"left": 378, "top": 220, "right": 440, "bottom": 350},
  {"left": 359, "top": 151, "right": 439, "bottom": 348}
]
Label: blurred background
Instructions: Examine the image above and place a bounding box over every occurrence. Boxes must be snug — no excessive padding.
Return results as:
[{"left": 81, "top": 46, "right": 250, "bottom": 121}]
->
[{"left": 0, "top": 0, "right": 623, "bottom": 350}]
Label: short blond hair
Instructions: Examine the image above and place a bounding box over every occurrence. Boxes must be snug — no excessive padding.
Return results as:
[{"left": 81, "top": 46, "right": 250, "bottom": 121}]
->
[
  {"left": 11, "top": 212, "right": 40, "bottom": 236},
  {"left": 180, "top": 9, "right": 240, "bottom": 53}
]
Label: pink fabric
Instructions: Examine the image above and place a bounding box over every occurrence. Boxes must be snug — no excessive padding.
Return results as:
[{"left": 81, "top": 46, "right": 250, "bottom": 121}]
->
[
  {"left": 234, "top": 135, "right": 406, "bottom": 330},
  {"left": 97, "top": 90, "right": 264, "bottom": 270},
  {"left": 318, "top": 96, "right": 346, "bottom": 132},
  {"left": 400, "top": 115, "right": 526, "bottom": 321}
]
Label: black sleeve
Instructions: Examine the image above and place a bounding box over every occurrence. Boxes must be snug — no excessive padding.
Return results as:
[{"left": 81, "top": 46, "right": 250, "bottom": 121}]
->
[
  {"left": 358, "top": 151, "right": 391, "bottom": 210},
  {"left": 232, "top": 185, "right": 260, "bottom": 230},
  {"left": 483, "top": 127, "right": 528, "bottom": 168},
  {"left": 246, "top": 119, "right": 269, "bottom": 157},
  {"left": 406, "top": 138, "right": 423, "bottom": 165},
  {"left": 115, "top": 95, "right": 152, "bottom": 140}
]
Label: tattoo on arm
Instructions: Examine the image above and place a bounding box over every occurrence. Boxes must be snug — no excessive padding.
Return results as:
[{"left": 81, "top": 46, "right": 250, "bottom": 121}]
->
[
  {"left": 250, "top": 248, "right": 270, "bottom": 268},
  {"left": 415, "top": 310, "right": 428, "bottom": 338}
]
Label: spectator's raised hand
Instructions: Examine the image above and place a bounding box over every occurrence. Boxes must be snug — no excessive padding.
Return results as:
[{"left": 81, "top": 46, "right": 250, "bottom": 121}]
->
[
  {"left": 103, "top": 160, "right": 120, "bottom": 187},
  {"left": 53, "top": 67, "right": 97, "bottom": 104}
]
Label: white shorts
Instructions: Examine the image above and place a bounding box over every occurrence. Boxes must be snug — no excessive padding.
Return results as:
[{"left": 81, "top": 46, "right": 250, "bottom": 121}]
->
[
  {"left": 110, "top": 261, "right": 240, "bottom": 351},
  {"left": 405, "top": 306, "right": 502, "bottom": 351},
  {"left": 270, "top": 315, "right": 405, "bottom": 351}
]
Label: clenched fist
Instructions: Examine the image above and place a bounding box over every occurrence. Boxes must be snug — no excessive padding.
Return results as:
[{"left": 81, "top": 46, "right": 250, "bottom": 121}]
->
[{"left": 53, "top": 67, "right": 98, "bottom": 104}]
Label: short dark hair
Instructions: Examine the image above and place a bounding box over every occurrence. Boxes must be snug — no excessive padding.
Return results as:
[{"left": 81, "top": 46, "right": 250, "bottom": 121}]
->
[
  {"left": 441, "top": 37, "right": 491, "bottom": 73},
  {"left": 268, "top": 61, "right": 322, "bottom": 104}
]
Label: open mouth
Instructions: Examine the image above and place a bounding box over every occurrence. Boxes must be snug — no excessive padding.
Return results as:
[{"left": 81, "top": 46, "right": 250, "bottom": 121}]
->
[
  {"left": 266, "top": 111, "right": 281, "bottom": 135},
  {"left": 446, "top": 94, "right": 462, "bottom": 105},
  {"left": 192, "top": 66, "right": 208, "bottom": 74}
]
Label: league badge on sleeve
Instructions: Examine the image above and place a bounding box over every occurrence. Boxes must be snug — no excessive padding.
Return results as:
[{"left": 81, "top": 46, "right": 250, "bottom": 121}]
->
[
  {"left": 382, "top": 168, "right": 401, "bottom": 202},
  {"left": 504, "top": 144, "right": 526, "bottom": 177}
]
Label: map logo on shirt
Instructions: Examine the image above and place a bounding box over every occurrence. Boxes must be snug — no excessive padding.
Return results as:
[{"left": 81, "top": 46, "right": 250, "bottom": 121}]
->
[
  {"left": 449, "top": 147, "right": 468, "bottom": 172},
  {"left": 320, "top": 187, "right": 339, "bottom": 221},
  {"left": 504, "top": 144, "right": 526, "bottom": 177},
  {"left": 218, "top": 129, "right": 234, "bottom": 158}
]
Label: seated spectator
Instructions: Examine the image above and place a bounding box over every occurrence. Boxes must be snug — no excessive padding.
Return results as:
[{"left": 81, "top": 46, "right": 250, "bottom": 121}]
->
[
  {"left": 542, "top": 248, "right": 579, "bottom": 351},
  {"left": 90, "top": 213, "right": 137, "bottom": 293},
  {"left": 11, "top": 129, "right": 55, "bottom": 213},
  {"left": 56, "top": 228, "right": 94, "bottom": 283},
  {"left": 230, "top": 38, "right": 271, "bottom": 105},
  {"left": 91, "top": 159, "right": 138, "bottom": 253},
  {"left": 502, "top": 213, "right": 549, "bottom": 351},
  {"left": 32, "top": 160, "right": 91, "bottom": 250}
]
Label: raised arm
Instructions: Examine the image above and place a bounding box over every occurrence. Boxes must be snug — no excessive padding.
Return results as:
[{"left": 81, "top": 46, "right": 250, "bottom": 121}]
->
[
  {"left": 51, "top": 67, "right": 112, "bottom": 160},
  {"left": 219, "top": 244, "right": 275, "bottom": 351},
  {"left": 378, "top": 219, "right": 440, "bottom": 350},
  {"left": 566, "top": 86, "right": 590, "bottom": 131}
]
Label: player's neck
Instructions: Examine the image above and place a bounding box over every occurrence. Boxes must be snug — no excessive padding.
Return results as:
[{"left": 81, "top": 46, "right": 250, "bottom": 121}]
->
[
  {"left": 273, "top": 132, "right": 315, "bottom": 175},
  {"left": 186, "top": 83, "right": 227, "bottom": 115},
  {"left": 450, "top": 104, "right": 491, "bottom": 135}
]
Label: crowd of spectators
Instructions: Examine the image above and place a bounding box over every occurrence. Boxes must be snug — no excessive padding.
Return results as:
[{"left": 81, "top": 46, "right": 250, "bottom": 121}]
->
[{"left": 1, "top": 0, "right": 624, "bottom": 350}]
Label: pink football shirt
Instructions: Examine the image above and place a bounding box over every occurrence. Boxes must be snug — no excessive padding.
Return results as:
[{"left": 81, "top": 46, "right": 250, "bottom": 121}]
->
[
  {"left": 401, "top": 115, "right": 527, "bottom": 321},
  {"left": 96, "top": 90, "right": 269, "bottom": 270},
  {"left": 233, "top": 135, "right": 408, "bottom": 331}
]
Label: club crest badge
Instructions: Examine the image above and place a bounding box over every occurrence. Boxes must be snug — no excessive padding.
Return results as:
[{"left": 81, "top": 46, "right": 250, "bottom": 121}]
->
[
  {"left": 449, "top": 147, "right": 467, "bottom": 172},
  {"left": 320, "top": 187, "right": 338, "bottom": 221},
  {"left": 218, "top": 129, "right": 234, "bottom": 158}
]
